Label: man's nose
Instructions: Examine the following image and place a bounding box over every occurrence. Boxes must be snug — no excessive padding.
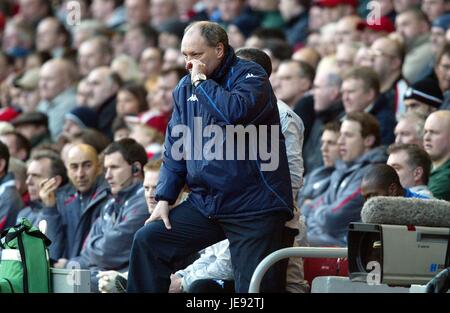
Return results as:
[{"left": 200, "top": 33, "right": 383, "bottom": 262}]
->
[{"left": 77, "top": 167, "right": 85, "bottom": 177}]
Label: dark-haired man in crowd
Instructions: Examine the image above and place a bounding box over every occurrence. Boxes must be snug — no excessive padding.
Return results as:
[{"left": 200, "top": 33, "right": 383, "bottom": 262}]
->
[
  {"left": 58, "top": 138, "right": 149, "bottom": 292},
  {"left": 299, "top": 121, "right": 341, "bottom": 218},
  {"left": 307, "top": 112, "right": 387, "bottom": 246},
  {"left": 341, "top": 66, "right": 396, "bottom": 145},
  {"left": 387, "top": 143, "right": 433, "bottom": 198}
]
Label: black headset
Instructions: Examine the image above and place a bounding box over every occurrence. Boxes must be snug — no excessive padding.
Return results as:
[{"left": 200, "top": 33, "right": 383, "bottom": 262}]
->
[
  {"left": 131, "top": 163, "right": 140, "bottom": 175},
  {"left": 118, "top": 163, "right": 140, "bottom": 188}
]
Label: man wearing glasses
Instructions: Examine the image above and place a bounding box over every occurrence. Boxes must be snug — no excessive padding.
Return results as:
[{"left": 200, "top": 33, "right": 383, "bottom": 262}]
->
[{"left": 369, "top": 37, "right": 408, "bottom": 120}]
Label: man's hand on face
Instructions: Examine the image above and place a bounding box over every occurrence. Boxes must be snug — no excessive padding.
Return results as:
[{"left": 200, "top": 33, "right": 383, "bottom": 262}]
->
[
  {"left": 39, "top": 177, "right": 58, "bottom": 207},
  {"left": 186, "top": 59, "right": 207, "bottom": 79},
  {"left": 145, "top": 200, "right": 171, "bottom": 229}
]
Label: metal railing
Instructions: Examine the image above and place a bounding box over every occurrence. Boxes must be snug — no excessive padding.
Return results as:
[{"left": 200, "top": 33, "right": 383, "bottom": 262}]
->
[{"left": 249, "top": 247, "right": 348, "bottom": 293}]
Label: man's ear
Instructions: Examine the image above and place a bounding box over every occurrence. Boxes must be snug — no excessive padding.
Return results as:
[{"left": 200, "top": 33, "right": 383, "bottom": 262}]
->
[
  {"left": 216, "top": 43, "right": 225, "bottom": 59},
  {"left": 413, "top": 166, "right": 424, "bottom": 183},
  {"left": 363, "top": 134, "right": 375, "bottom": 149}
]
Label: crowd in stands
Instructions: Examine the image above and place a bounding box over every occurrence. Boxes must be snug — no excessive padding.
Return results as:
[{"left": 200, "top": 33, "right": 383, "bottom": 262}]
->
[{"left": 0, "top": 0, "right": 450, "bottom": 293}]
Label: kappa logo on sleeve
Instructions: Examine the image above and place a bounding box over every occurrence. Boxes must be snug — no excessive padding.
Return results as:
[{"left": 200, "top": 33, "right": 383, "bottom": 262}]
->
[{"left": 245, "top": 73, "right": 257, "bottom": 79}]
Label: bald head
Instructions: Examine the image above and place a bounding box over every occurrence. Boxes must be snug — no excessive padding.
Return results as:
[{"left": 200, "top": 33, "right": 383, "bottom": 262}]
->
[
  {"left": 184, "top": 21, "right": 229, "bottom": 50},
  {"left": 68, "top": 144, "right": 98, "bottom": 161},
  {"left": 67, "top": 143, "right": 100, "bottom": 193},
  {"left": 181, "top": 21, "right": 228, "bottom": 77},
  {"left": 424, "top": 110, "right": 450, "bottom": 167},
  {"left": 370, "top": 37, "right": 403, "bottom": 86},
  {"left": 371, "top": 37, "right": 403, "bottom": 60},
  {"left": 292, "top": 47, "right": 321, "bottom": 70},
  {"left": 335, "top": 42, "right": 359, "bottom": 75},
  {"left": 426, "top": 111, "right": 450, "bottom": 136},
  {"left": 313, "top": 67, "right": 342, "bottom": 112},
  {"left": 430, "top": 110, "right": 450, "bottom": 123},
  {"left": 39, "top": 59, "right": 78, "bottom": 101},
  {"left": 335, "top": 15, "right": 362, "bottom": 44}
]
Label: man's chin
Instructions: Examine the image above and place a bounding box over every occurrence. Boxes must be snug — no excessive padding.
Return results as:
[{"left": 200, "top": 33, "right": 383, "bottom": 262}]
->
[{"left": 77, "top": 187, "right": 90, "bottom": 193}]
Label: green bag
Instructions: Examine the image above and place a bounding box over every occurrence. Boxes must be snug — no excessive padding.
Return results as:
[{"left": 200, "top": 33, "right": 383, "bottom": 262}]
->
[{"left": 0, "top": 218, "right": 52, "bottom": 293}]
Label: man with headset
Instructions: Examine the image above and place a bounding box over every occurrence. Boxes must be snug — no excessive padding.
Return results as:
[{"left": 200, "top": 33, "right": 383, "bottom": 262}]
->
[{"left": 61, "top": 138, "right": 149, "bottom": 292}]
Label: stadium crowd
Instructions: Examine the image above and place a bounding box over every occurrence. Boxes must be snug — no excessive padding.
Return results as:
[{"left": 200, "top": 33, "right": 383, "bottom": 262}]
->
[{"left": 0, "top": 0, "right": 450, "bottom": 293}]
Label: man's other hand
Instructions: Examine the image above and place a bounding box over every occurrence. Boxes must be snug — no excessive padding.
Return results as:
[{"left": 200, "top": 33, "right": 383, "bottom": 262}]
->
[{"left": 145, "top": 200, "right": 171, "bottom": 229}]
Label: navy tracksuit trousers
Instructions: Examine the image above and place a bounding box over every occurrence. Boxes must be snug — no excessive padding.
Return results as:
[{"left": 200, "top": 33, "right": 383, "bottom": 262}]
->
[{"left": 127, "top": 200, "right": 289, "bottom": 293}]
